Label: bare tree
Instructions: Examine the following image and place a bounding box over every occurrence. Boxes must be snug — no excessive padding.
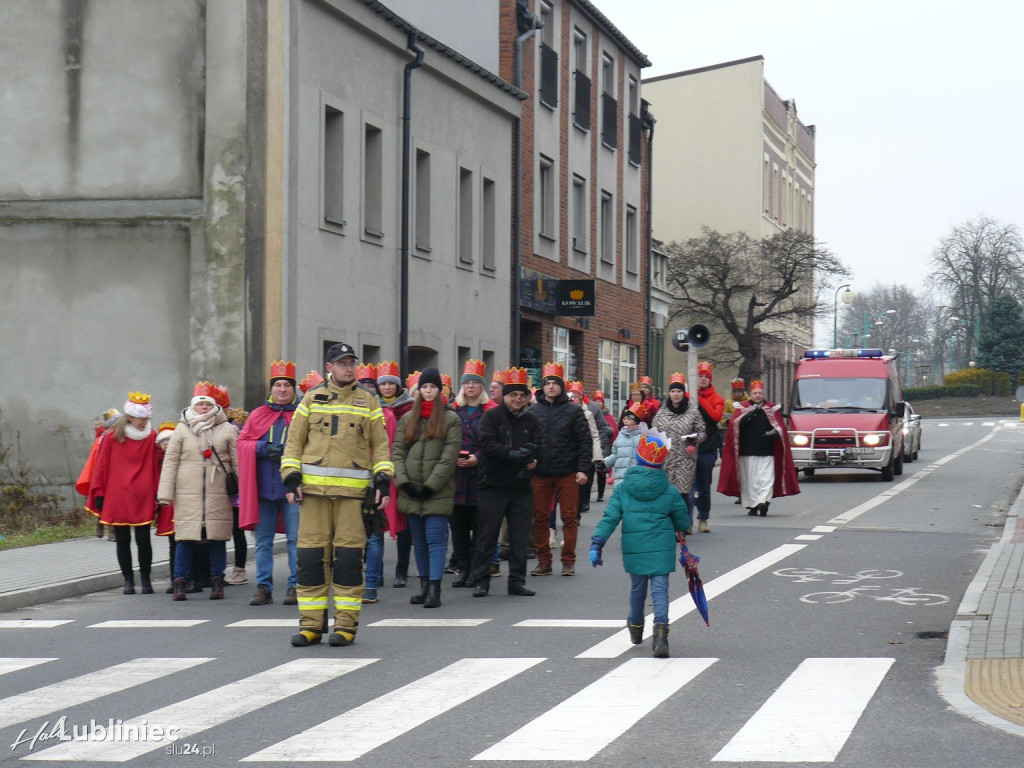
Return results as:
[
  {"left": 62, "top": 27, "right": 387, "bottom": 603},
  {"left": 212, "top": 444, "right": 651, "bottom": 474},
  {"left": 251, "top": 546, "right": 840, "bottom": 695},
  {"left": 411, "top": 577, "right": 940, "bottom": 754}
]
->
[
  {"left": 665, "top": 228, "right": 851, "bottom": 380},
  {"left": 838, "top": 284, "right": 932, "bottom": 352},
  {"left": 927, "top": 216, "right": 1024, "bottom": 360}
]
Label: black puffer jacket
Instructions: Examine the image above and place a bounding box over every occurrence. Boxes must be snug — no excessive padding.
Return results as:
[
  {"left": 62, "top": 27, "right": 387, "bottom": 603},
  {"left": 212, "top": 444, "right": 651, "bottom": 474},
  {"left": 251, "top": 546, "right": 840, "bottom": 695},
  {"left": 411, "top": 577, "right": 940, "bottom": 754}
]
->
[
  {"left": 529, "top": 393, "right": 592, "bottom": 477},
  {"left": 477, "top": 404, "right": 544, "bottom": 492}
]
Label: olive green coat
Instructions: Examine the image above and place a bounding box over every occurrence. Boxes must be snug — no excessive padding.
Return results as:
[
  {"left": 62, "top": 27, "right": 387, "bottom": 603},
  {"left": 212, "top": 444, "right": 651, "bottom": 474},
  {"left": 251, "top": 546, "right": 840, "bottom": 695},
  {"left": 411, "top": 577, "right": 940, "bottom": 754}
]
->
[{"left": 393, "top": 408, "right": 462, "bottom": 518}]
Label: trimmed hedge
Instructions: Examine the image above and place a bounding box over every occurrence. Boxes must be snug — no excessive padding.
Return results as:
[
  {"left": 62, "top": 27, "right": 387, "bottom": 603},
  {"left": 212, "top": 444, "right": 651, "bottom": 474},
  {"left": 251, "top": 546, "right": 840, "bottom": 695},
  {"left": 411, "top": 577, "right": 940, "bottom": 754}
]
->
[
  {"left": 944, "top": 367, "right": 1012, "bottom": 396},
  {"left": 904, "top": 384, "right": 982, "bottom": 401}
]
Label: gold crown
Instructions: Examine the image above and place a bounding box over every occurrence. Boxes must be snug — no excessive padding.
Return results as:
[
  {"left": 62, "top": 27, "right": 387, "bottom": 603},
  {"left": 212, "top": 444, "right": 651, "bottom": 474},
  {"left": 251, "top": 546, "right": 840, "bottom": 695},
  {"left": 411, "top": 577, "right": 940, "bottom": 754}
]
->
[
  {"left": 570, "top": 289, "right": 584, "bottom": 300},
  {"left": 158, "top": 420, "right": 176, "bottom": 432},
  {"left": 127, "top": 391, "right": 151, "bottom": 405}
]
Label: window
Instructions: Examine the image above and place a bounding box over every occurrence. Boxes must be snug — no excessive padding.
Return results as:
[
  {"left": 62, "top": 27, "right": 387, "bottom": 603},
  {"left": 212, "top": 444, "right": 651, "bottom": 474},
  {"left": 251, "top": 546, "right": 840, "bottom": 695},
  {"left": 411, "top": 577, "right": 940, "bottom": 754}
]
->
[
  {"left": 553, "top": 326, "right": 570, "bottom": 374},
  {"left": 539, "top": 4, "right": 558, "bottom": 109},
  {"left": 601, "top": 54, "right": 617, "bottom": 149},
  {"left": 573, "top": 28, "right": 587, "bottom": 71},
  {"left": 627, "top": 77, "right": 641, "bottom": 165},
  {"left": 539, "top": 2, "right": 553, "bottom": 47},
  {"left": 459, "top": 167, "right": 473, "bottom": 264},
  {"left": 572, "top": 29, "right": 590, "bottom": 131},
  {"left": 363, "top": 123, "right": 383, "bottom": 238},
  {"left": 539, "top": 155, "right": 555, "bottom": 238},
  {"left": 482, "top": 177, "right": 495, "bottom": 271},
  {"left": 323, "top": 106, "right": 344, "bottom": 228},
  {"left": 571, "top": 175, "right": 587, "bottom": 251},
  {"left": 599, "top": 339, "right": 637, "bottom": 417},
  {"left": 415, "top": 149, "right": 431, "bottom": 251},
  {"left": 625, "top": 205, "right": 638, "bottom": 274},
  {"left": 600, "top": 190, "right": 613, "bottom": 263}
]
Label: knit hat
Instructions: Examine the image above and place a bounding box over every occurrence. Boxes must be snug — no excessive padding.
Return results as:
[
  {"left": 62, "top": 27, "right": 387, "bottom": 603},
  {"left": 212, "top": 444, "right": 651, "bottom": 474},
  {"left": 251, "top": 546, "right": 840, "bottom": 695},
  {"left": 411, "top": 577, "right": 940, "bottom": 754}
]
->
[
  {"left": 191, "top": 381, "right": 217, "bottom": 407},
  {"left": 635, "top": 430, "right": 671, "bottom": 468},
  {"left": 541, "top": 362, "right": 565, "bottom": 389},
  {"left": 461, "top": 359, "right": 487, "bottom": 386},
  {"left": 269, "top": 360, "right": 297, "bottom": 388},
  {"left": 668, "top": 372, "right": 686, "bottom": 392},
  {"left": 502, "top": 367, "right": 530, "bottom": 396},
  {"left": 418, "top": 367, "right": 443, "bottom": 390},
  {"left": 377, "top": 361, "right": 401, "bottom": 386},
  {"left": 124, "top": 392, "right": 152, "bottom": 419}
]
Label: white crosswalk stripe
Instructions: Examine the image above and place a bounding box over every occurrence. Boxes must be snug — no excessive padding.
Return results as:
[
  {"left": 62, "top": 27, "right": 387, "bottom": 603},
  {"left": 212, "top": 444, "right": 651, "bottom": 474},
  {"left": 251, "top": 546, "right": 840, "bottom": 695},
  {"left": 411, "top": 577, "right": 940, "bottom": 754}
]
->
[
  {"left": 23, "top": 658, "right": 375, "bottom": 762},
  {"left": 712, "top": 657, "right": 894, "bottom": 762},
  {"left": 0, "top": 620, "right": 73, "bottom": 629},
  {"left": 244, "top": 657, "right": 544, "bottom": 762},
  {"left": 0, "top": 658, "right": 211, "bottom": 730},
  {"left": 0, "top": 657, "right": 56, "bottom": 677},
  {"left": 473, "top": 657, "right": 716, "bottom": 761}
]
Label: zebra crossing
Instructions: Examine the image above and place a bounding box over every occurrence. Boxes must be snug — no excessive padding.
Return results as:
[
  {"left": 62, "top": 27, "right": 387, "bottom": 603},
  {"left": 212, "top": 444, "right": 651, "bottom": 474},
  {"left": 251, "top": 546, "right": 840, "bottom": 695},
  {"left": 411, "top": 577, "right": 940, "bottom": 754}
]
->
[{"left": 2, "top": 653, "right": 893, "bottom": 763}]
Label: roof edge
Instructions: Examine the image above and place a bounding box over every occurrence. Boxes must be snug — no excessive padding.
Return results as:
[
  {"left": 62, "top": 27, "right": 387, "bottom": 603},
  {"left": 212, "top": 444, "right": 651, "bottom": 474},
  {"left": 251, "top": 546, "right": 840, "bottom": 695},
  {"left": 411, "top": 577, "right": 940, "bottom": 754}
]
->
[{"left": 642, "top": 54, "right": 763, "bottom": 85}]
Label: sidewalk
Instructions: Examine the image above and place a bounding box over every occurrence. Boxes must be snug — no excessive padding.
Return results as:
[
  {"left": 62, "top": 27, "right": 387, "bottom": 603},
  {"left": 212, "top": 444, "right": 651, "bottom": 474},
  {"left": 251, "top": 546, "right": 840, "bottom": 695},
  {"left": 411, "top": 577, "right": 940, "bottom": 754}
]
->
[{"left": 2, "top": 500, "right": 1023, "bottom": 734}]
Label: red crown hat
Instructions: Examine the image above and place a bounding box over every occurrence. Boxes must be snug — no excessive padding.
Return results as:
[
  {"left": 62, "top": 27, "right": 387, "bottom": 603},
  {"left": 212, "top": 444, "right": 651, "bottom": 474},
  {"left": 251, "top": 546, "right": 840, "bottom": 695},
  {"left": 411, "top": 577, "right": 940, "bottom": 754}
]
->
[
  {"left": 749, "top": 379, "right": 765, "bottom": 393},
  {"left": 731, "top": 378, "right": 746, "bottom": 390},
  {"left": 635, "top": 431, "right": 670, "bottom": 468},
  {"left": 193, "top": 381, "right": 217, "bottom": 399},
  {"left": 592, "top": 389, "right": 605, "bottom": 403},
  {"left": 406, "top": 371, "right": 421, "bottom": 389},
  {"left": 269, "top": 360, "right": 296, "bottom": 382},
  {"left": 355, "top": 364, "right": 377, "bottom": 381},
  {"left": 299, "top": 370, "right": 324, "bottom": 393},
  {"left": 541, "top": 362, "right": 564, "bottom": 382},
  {"left": 567, "top": 380, "right": 584, "bottom": 396},
  {"left": 211, "top": 384, "right": 230, "bottom": 409},
  {"left": 626, "top": 401, "right": 646, "bottom": 421},
  {"left": 441, "top": 373, "right": 452, "bottom": 388},
  {"left": 491, "top": 369, "right": 506, "bottom": 384},
  {"left": 639, "top": 375, "right": 654, "bottom": 388},
  {"left": 697, "top": 361, "right": 714, "bottom": 377},
  {"left": 629, "top": 380, "right": 643, "bottom": 394},
  {"left": 376, "top": 361, "right": 401, "bottom": 386},
  {"left": 503, "top": 367, "right": 529, "bottom": 387},
  {"left": 669, "top": 372, "right": 687, "bottom": 390}
]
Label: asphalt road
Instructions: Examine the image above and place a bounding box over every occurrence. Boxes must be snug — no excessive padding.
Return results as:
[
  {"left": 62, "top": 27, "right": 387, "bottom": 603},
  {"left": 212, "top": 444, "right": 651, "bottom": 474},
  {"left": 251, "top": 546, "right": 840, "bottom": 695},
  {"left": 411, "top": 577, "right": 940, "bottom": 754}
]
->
[{"left": 1, "top": 416, "right": 1022, "bottom": 767}]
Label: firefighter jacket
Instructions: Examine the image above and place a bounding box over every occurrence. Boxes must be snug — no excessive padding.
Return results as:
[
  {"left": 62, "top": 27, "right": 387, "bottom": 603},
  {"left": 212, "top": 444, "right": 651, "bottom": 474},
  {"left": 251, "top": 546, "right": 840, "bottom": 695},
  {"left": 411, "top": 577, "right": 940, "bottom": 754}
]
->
[{"left": 280, "top": 379, "right": 393, "bottom": 498}]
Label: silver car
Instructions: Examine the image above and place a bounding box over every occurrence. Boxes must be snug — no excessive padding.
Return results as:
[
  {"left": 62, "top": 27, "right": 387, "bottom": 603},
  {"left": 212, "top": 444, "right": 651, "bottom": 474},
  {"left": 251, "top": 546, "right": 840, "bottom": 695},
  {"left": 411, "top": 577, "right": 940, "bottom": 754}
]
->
[{"left": 902, "top": 402, "right": 922, "bottom": 462}]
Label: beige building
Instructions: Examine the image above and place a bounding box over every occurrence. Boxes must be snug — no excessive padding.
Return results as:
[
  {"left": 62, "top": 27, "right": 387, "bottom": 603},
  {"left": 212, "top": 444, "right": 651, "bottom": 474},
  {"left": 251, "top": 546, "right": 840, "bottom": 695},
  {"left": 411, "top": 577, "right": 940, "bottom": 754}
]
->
[{"left": 643, "top": 55, "right": 816, "bottom": 398}]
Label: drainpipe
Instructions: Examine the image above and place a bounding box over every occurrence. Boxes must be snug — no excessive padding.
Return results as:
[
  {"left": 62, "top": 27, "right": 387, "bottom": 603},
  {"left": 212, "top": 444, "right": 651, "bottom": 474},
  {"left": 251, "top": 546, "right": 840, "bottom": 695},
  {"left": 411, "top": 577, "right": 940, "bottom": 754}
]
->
[
  {"left": 512, "top": 6, "right": 540, "bottom": 368},
  {"left": 641, "top": 100, "right": 656, "bottom": 378},
  {"left": 400, "top": 31, "right": 425, "bottom": 376}
]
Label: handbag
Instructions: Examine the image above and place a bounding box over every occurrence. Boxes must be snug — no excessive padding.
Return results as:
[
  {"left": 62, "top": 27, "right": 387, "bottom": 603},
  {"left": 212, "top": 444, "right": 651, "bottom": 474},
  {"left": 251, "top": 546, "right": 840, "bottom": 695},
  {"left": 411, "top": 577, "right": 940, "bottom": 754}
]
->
[{"left": 210, "top": 446, "right": 239, "bottom": 496}]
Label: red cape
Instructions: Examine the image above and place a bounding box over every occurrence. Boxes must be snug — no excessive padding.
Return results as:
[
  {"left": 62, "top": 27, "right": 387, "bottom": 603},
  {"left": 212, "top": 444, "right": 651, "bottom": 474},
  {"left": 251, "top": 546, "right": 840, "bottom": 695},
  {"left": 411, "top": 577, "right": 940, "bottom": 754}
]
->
[
  {"left": 237, "top": 403, "right": 294, "bottom": 532},
  {"left": 717, "top": 400, "right": 800, "bottom": 499},
  {"left": 88, "top": 431, "right": 162, "bottom": 526}
]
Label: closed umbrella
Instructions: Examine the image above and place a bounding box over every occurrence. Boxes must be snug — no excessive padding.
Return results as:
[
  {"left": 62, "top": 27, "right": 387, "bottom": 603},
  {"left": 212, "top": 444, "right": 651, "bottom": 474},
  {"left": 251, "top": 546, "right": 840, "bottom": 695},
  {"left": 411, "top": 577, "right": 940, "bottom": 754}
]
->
[{"left": 678, "top": 536, "right": 709, "bottom": 627}]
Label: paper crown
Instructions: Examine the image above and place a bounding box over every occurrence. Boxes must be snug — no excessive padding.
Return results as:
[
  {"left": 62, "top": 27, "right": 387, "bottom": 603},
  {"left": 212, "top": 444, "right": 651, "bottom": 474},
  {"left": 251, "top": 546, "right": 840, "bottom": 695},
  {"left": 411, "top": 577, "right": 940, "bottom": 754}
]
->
[
  {"left": 697, "top": 361, "right": 714, "bottom": 376},
  {"left": 211, "top": 384, "right": 230, "bottom": 409},
  {"left": 158, "top": 420, "right": 176, "bottom": 432},
  {"left": 406, "top": 371, "right": 421, "bottom": 389},
  {"left": 226, "top": 407, "right": 249, "bottom": 424},
  {"left": 269, "top": 360, "right": 296, "bottom": 381},
  {"left": 629, "top": 380, "right": 643, "bottom": 393},
  {"left": 299, "top": 370, "right": 324, "bottom": 393},
  {"left": 592, "top": 390, "right": 605, "bottom": 402},
  {"left": 636, "top": 431, "right": 671, "bottom": 467},
  {"left": 193, "top": 381, "right": 217, "bottom": 399},
  {"left": 749, "top": 379, "right": 765, "bottom": 392},
  {"left": 462, "top": 359, "right": 487, "bottom": 378},
  {"left": 669, "top": 372, "right": 687, "bottom": 387},
  {"left": 127, "top": 391, "right": 151, "bottom": 405},
  {"left": 541, "top": 362, "right": 564, "bottom": 381},
  {"left": 355, "top": 364, "right": 377, "bottom": 381},
  {"left": 441, "top": 373, "right": 452, "bottom": 387},
  {"left": 731, "top": 378, "right": 745, "bottom": 389},
  {"left": 626, "top": 401, "right": 646, "bottom": 420},
  {"left": 491, "top": 369, "right": 505, "bottom": 383},
  {"left": 567, "top": 380, "right": 584, "bottom": 395},
  {"left": 503, "top": 367, "right": 529, "bottom": 386},
  {"left": 639, "top": 375, "right": 654, "bottom": 387},
  {"left": 376, "top": 361, "right": 401, "bottom": 385}
]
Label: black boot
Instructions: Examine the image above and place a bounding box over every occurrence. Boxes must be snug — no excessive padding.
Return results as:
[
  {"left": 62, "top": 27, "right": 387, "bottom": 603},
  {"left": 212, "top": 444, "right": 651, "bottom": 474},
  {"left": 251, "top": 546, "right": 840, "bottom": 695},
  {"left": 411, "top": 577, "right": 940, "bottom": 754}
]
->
[
  {"left": 747, "top": 507, "right": 757, "bottom": 516},
  {"left": 452, "top": 569, "right": 469, "bottom": 588},
  {"left": 123, "top": 574, "right": 136, "bottom": 595},
  {"left": 210, "top": 575, "right": 225, "bottom": 600},
  {"left": 140, "top": 574, "right": 153, "bottom": 594},
  {"left": 760, "top": 502, "right": 769, "bottom": 517},
  {"left": 172, "top": 577, "right": 187, "bottom": 601},
  {"left": 627, "top": 620, "right": 644, "bottom": 645},
  {"left": 652, "top": 623, "right": 669, "bottom": 658},
  {"left": 424, "top": 579, "right": 442, "bottom": 608},
  {"left": 410, "top": 577, "right": 429, "bottom": 605}
]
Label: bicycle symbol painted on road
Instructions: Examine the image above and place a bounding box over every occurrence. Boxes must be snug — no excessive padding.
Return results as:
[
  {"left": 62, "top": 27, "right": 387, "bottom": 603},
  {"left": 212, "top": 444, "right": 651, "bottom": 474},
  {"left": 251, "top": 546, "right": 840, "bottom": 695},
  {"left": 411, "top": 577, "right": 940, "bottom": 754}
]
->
[{"left": 773, "top": 568, "right": 949, "bottom": 606}]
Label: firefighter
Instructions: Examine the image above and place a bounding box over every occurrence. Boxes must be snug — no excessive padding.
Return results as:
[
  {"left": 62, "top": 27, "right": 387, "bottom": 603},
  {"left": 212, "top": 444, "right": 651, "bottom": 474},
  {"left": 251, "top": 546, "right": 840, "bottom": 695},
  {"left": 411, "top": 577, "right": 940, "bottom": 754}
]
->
[{"left": 281, "top": 342, "right": 393, "bottom": 647}]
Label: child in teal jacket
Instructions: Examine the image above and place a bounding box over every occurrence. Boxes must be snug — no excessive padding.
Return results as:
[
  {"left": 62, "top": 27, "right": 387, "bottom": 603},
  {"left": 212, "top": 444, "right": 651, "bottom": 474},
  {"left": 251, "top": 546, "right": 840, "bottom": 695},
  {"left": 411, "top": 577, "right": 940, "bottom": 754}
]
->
[{"left": 590, "top": 431, "right": 690, "bottom": 657}]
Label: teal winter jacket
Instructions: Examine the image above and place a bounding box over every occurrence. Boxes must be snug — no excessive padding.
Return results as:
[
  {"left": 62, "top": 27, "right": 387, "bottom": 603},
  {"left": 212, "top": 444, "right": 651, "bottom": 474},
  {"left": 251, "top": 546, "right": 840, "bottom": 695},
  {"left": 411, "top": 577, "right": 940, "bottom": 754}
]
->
[{"left": 593, "top": 465, "right": 690, "bottom": 575}]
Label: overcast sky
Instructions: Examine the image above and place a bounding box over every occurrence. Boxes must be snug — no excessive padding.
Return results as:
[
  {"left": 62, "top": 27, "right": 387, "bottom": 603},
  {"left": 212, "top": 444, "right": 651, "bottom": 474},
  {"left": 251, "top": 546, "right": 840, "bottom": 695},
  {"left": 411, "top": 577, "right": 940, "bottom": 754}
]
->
[{"left": 594, "top": 0, "right": 1024, "bottom": 299}]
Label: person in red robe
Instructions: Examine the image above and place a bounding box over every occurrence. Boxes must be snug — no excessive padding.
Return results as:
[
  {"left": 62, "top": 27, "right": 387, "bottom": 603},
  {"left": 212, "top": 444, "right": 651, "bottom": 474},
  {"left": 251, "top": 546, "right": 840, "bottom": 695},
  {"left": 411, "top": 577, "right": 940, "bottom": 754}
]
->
[
  {"left": 88, "top": 393, "right": 162, "bottom": 595},
  {"left": 717, "top": 379, "right": 800, "bottom": 515}
]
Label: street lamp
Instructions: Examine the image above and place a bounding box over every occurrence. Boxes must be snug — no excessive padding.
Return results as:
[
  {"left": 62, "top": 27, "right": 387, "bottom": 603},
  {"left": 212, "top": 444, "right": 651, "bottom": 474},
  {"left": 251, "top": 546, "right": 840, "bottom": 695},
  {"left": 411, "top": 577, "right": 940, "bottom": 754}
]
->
[
  {"left": 833, "top": 284, "right": 854, "bottom": 347},
  {"left": 858, "top": 309, "right": 896, "bottom": 347}
]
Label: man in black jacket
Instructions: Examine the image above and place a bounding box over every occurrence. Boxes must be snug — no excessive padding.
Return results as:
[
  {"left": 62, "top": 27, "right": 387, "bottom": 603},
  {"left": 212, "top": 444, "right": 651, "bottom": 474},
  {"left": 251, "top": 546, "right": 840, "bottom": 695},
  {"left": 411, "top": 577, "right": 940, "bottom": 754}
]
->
[
  {"left": 470, "top": 369, "right": 543, "bottom": 597},
  {"left": 528, "top": 363, "right": 592, "bottom": 576}
]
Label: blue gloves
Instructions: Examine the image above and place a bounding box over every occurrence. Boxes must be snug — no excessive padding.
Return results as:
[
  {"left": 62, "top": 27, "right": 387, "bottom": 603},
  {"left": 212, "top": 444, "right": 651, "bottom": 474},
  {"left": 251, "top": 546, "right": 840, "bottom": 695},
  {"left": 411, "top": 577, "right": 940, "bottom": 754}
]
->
[{"left": 590, "top": 535, "right": 607, "bottom": 567}]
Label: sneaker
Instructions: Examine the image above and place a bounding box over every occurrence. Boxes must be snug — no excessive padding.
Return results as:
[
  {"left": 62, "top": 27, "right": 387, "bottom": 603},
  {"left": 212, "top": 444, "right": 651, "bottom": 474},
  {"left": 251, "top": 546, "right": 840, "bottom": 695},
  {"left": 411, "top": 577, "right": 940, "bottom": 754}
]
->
[
  {"left": 283, "top": 586, "right": 298, "bottom": 605},
  {"left": 249, "top": 585, "right": 273, "bottom": 606},
  {"left": 531, "top": 563, "right": 553, "bottom": 576},
  {"left": 362, "top": 588, "right": 379, "bottom": 604},
  {"left": 561, "top": 563, "right": 575, "bottom": 576},
  {"left": 393, "top": 575, "right": 408, "bottom": 588},
  {"left": 225, "top": 567, "right": 248, "bottom": 585},
  {"left": 698, "top": 519, "right": 711, "bottom": 533},
  {"left": 490, "top": 562, "right": 501, "bottom": 577}
]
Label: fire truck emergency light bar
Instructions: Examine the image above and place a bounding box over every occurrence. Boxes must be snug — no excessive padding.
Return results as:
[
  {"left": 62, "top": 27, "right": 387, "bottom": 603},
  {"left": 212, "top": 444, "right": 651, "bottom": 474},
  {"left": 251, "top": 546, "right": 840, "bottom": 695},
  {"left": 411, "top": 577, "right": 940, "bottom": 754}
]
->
[{"left": 803, "top": 349, "right": 884, "bottom": 359}]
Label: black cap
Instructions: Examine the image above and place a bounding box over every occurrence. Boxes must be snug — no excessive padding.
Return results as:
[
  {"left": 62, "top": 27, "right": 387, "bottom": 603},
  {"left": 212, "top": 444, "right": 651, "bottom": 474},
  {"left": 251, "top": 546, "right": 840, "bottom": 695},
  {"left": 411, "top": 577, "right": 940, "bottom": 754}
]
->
[{"left": 326, "top": 342, "right": 358, "bottom": 363}]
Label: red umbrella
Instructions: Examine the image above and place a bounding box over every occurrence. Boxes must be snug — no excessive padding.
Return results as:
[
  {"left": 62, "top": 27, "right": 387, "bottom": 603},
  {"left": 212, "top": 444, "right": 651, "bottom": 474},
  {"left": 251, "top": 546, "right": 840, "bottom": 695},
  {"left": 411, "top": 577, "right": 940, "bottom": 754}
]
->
[{"left": 678, "top": 535, "right": 709, "bottom": 627}]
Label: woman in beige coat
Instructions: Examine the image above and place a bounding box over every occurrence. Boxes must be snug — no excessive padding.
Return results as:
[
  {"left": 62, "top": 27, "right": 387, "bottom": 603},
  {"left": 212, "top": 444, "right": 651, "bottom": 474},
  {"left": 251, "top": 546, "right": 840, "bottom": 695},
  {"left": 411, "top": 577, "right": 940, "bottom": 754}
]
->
[{"left": 158, "top": 383, "right": 238, "bottom": 601}]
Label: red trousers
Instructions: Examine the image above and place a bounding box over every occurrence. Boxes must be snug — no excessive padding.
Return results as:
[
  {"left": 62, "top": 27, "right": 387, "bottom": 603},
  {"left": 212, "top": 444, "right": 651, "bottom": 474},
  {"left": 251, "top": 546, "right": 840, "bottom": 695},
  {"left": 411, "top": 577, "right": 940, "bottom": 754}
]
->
[{"left": 532, "top": 474, "right": 580, "bottom": 565}]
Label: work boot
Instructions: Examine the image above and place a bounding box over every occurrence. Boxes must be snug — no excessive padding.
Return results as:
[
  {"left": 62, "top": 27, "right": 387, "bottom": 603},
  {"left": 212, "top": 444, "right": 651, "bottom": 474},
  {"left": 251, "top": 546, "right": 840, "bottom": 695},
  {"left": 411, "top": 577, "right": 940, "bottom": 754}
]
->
[
  {"left": 290, "top": 629, "right": 322, "bottom": 647},
  {"left": 652, "top": 623, "right": 669, "bottom": 658},
  {"left": 172, "top": 577, "right": 187, "bottom": 601},
  {"left": 123, "top": 575, "right": 136, "bottom": 595},
  {"left": 561, "top": 562, "right": 575, "bottom": 576},
  {"left": 627, "top": 620, "right": 644, "bottom": 645},
  {"left": 698, "top": 519, "right": 711, "bottom": 534},
  {"left": 424, "top": 580, "right": 442, "bottom": 608},
  {"left": 328, "top": 627, "right": 355, "bottom": 647},
  {"left": 139, "top": 574, "right": 153, "bottom": 594},
  {"left": 410, "top": 577, "right": 429, "bottom": 605},
  {"left": 452, "top": 569, "right": 470, "bottom": 588},
  {"left": 249, "top": 585, "right": 273, "bottom": 606},
  {"left": 747, "top": 507, "right": 757, "bottom": 516},
  {"left": 283, "top": 586, "right": 297, "bottom": 605},
  {"left": 209, "top": 575, "right": 225, "bottom": 600},
  {"left": 531, "top": 562, "right": 553, "bottom": 576}
]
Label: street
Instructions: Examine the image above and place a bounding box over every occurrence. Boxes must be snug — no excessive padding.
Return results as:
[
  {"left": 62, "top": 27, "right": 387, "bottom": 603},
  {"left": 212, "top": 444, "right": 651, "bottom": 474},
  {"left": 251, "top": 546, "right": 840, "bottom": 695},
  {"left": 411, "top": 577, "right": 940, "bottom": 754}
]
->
[{"left": 1, "top": 417, "right": 1022, "bottom": 767}]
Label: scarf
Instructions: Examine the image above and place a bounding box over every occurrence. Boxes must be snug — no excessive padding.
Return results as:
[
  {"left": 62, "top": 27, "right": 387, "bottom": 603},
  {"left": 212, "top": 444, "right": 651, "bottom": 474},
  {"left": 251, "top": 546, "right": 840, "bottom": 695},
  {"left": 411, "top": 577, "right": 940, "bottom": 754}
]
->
[
  {"left": 420, "top": 399, "right": 436, "bottom": 419},
  {"left": 184, "top": 406, "right": 218, "bottom": 451},
  {"left": 666, "top": 396, "right": 690, "bottom": 415},
  {"left": 124, "top": 422, "right": 153, "bottom": 441}
]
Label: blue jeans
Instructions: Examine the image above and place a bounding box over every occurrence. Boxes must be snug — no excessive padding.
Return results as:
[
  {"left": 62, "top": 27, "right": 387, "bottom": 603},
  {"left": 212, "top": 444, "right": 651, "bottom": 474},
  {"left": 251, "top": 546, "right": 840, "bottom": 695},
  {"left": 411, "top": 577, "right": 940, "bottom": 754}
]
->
[
  {"left": 364, "top": 533, "right": 384, "bottom": 589},
  {"left": 629, "top": 572, "right": 669, "bottom": 626},
  {"left": 253, "top": 498, "right": 299, "bottom": 590},
  {"left": 174, "top": 540, "right": 226, "bottom": 581},
  {"left": 407, "top": 514, "right": 450, "bottom": 581}
]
